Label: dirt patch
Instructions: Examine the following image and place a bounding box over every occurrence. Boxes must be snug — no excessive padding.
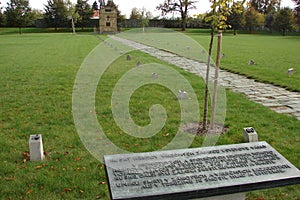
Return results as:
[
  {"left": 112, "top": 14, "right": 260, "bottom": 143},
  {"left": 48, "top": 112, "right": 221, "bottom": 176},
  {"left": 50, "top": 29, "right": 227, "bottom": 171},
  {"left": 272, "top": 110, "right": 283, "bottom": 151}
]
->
[{"left": 181, "top": 122, "right": 229, "bottom": 136}]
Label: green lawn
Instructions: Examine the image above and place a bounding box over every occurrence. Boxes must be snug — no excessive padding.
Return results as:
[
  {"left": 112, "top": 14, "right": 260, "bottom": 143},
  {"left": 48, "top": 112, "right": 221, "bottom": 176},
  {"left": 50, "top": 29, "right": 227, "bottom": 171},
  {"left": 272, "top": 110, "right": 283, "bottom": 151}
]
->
[
  {"left": 186, "top": 30, "right": 300, "bottom": 92},
  {"left": 0, "top": 31, "right": 300, "bottom": 199}
]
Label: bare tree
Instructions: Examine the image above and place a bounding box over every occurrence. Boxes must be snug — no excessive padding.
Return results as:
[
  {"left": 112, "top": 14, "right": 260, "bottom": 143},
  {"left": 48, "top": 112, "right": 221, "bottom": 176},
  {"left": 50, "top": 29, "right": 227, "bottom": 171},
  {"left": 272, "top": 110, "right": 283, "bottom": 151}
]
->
[{"left": 156, "top": 0, "right": 197, "bottom": 31}]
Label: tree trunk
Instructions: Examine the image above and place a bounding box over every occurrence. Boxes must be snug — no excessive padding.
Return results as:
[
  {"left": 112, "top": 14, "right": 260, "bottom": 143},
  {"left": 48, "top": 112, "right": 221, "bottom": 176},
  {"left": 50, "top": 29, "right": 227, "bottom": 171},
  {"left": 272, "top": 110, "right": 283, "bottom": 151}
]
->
[
  {"left": 198, "top": 26, "right": 215, "bottom": 133},
  {"left": 210, "top": 31, "right": 222, "bottom": 131},
  {"left": 181, "top": 10, "right": 187, "bottom": 31}
]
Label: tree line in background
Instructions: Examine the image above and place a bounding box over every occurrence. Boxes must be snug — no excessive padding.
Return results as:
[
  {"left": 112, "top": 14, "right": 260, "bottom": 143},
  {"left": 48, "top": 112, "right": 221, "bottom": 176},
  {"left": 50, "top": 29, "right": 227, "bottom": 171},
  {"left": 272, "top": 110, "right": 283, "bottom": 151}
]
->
[{"left": 0, "top": 0, "right": 299, "bottom": 35}]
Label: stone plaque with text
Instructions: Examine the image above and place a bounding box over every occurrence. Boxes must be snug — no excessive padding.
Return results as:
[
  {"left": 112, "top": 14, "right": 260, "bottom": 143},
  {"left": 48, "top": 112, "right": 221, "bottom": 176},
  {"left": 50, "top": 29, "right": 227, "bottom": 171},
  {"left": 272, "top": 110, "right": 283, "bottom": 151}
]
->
[{"left": 104, "top": 142, "right": 300, "bottom": 200}]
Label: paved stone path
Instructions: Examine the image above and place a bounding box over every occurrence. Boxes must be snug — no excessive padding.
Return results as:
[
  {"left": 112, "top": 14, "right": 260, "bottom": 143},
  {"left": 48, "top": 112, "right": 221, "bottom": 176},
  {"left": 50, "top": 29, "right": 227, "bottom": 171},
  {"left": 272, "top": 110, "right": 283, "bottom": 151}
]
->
[{"left": 111, "top": 36, "right": 300, "bottom": 121}]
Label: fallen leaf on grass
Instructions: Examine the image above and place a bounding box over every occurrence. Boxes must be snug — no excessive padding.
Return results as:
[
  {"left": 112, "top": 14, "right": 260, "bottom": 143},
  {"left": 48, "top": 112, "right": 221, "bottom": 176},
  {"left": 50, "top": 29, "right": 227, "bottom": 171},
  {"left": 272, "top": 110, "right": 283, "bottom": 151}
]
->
[
  {"left": 98, "top": 181, "right": 106, "bottom": 185},
  {"left": 49, "top": 166, "right": 54, "bottom": 171},
  {"left": 55, "top": 158, "right": 61, "bottom": 161},
  {"left": 96, "top": 196, "right": 101, "bottom": 199},
  {"left": 26, "top": 190, "right": 33, "bottom": 195},
  {"left": 5, "top": 176, "right": 15, "bottom": 181},
  {"left": 74, "top": 157, "right": 81, "bottom": 162},
  {"left": 79, "top": 190, "right": 84, "bottom": 193},
  {"left": 22, "top": 152, "right": 30, "bottom": 159},
  {"left": 35, "top": 164, "right": 46, "bottom": 170},
  {"left": 63, "top": 188, "right": 72, "bottom": 193}
]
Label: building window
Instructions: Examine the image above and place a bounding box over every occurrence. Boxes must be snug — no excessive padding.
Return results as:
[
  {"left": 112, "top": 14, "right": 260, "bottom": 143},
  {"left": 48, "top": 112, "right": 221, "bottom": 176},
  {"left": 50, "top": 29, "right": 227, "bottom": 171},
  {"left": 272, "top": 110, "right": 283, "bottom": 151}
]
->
[
  {"left": 105, "top": 8, "right": 111, "bottom": 12},
  {"left": 106, "top": 22, "right": 111, "bottom": 26}
]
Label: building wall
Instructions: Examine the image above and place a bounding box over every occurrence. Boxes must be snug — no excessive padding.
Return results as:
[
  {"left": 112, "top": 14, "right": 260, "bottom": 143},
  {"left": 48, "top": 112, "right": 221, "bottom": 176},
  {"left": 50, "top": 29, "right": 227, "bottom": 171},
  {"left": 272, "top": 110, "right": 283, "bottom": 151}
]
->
[{"left": 99, "top": 6, "right": 117, "bottom": 34}]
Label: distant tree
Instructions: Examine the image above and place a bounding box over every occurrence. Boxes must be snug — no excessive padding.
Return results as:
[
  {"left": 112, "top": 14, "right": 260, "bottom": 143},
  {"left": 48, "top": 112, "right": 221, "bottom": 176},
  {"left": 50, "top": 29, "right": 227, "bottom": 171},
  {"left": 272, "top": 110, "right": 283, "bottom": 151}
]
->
[
  {"left": 265, "top": 13, "right": 275, "bottom": 32},
  {"left": 293, "top": 0, "right": 300, "bottom": 30},
  {"left": 250, "top": 0, "right": 280, "bottom": 14},
  {"left": 44, "top": 0, "right": 68, "bottom": 30},
  {"left": 140, "top": 8, "right": 152, "bottom": 32},
  {"left": 227, "top": 0, "right": 245, "bottom": 35},
  {"left": 4, "top": 0, "right": 33, "bottom": 34},
  {"left": 0, "top": 2, "right": 6, "bottom": 26},
  {"left": 200, "top": 0, "right": 232, "bottom": 134},
  {"left": 75, "top": 0, "right": 93, "bottom": 30},
  {"left": 92, "top": 1, "right": 98, "bottom": 10},
  {"left": 130, "top": 7, "right": 141, "bottom": 19},
  {"left": 65, "top": 0, "right": 78, "bottom": 34},
  {"left": 244, "top": 6, "right": 265, "bottom": 32},
  {"left": 274, "top": 7, "right": 295, "bottom": 36},
  {"left": 156, "top": 0, "right": 197, "bottom": 31}
]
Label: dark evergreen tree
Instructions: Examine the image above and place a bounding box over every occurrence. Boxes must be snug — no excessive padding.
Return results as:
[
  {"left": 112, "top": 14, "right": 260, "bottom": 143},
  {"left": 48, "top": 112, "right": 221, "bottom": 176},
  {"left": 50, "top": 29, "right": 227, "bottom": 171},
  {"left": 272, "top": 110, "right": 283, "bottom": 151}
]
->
[
  {"left": 92, "top": 1, "right": 98, "bottom": 10},
  {"left": 274, "top": 7, "right": 295, "bottom": 36},
  {"left": 0, "top": 2, "right": 6, "bottom": 26},
  {"left": 293, "top": 0, "right": 300, "bottom": 30},
  {"left": 44, "top": 0, "right": 68, "bottom": 30},
  {"left": 75, "top": 0, "right": 93, "bottom": 30},
  {"left": 4, "top": 0, "right": 33, "bottom": 34}
]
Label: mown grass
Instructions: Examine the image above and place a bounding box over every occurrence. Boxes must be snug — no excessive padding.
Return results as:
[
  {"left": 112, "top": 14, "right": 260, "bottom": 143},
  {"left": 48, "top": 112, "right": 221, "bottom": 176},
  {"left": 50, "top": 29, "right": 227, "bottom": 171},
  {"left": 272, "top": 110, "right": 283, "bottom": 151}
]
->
[
  {"left": 0, "top": 32, "right": 299, "bottom": 199},
  {"left": 186, "top": 30, "right": 300, "bottom": 92}
]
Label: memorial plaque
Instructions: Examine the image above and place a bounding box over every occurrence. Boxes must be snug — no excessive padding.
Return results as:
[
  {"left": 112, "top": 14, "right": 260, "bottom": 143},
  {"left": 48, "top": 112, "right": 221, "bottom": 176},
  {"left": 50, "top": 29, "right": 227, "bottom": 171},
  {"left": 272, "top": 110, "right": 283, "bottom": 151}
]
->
[{"left": 104, "top": 142, "right": 300, "bottom": 200}]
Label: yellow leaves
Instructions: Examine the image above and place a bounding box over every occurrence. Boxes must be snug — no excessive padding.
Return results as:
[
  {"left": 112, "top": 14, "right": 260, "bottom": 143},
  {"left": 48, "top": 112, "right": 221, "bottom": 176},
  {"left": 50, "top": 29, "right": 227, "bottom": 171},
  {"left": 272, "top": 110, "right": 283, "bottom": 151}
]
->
[
  {"left": 34, "top": 164, "right": 46, "bottom": 170},
  {"left": 98, "top": 181, "right": 106, "bottom": 185},
  {"left": 63, "top": 188, "right": 72, "bottom": 193},
  {"left": 5, "top": 176, "right": 15, "bottom": 181},
  {"left": 26, "top": 189, "right": 33, "bottom": 195},
  {"left": 74, "top": 157, "right": 81, "bottom": 162}
]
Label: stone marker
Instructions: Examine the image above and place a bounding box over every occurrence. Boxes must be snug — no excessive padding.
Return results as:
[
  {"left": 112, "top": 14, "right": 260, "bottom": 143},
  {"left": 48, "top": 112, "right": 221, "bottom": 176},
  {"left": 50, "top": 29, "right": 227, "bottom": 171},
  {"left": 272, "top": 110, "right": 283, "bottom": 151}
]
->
[
  {"left": 152, "top": 73, "right": 159, "bottom": 79},
  {"left": 29, "top": 134, "right": 44, "bottom": 161},
  {"left": 248, "top": 60, "right": 255, "bottom": 65},
  {"left": 287, "top": 68, "right": 294, "bottom": 76},
  {"left": 136, "top": 61, "right": 142, "bottom": 67},
  {"left": 104, "top": 141, "right": 300, "bottom": 200},
  {"left": 243, "top": 127, "right": 258, "bottom": 142},
  {"left": 178, "top": 90, "right": 189, "bottom": 100},
  {"left": 126, "top": 55, "right": 131, "bottom": 61}
]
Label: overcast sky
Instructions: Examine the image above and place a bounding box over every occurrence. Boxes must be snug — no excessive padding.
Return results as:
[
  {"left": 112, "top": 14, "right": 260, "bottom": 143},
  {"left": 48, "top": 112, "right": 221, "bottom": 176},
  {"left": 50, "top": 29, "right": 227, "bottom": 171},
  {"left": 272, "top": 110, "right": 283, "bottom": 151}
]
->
[{"left": 1, "top": 0, "right": 296, "bottom": 18}]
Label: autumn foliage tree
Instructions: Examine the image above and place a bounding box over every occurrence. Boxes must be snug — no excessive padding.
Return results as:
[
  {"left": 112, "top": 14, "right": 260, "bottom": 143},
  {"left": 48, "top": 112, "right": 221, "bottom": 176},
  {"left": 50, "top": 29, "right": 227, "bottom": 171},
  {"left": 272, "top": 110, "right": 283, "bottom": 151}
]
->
[
  {"left": 227, "top": 0, "right": 245, "bottom": 35},
  {"left": 200, "top": 0, "right": 232, "bottom": 133}
]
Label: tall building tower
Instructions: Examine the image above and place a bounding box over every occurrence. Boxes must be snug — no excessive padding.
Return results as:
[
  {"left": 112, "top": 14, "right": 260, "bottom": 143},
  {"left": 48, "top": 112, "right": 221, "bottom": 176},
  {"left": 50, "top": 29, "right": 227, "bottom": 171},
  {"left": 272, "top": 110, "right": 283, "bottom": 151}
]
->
[{"left": 99, "top": 0, "right": 117, "bottom": 34}]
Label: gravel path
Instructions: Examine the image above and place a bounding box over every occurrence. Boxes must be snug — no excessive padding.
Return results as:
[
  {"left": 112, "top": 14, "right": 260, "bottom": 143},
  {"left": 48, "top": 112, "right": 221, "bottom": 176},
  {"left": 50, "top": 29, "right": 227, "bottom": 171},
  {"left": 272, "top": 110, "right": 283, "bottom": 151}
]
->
[{"left": 111, "top": 36, "right": 300, "bottom": 121}]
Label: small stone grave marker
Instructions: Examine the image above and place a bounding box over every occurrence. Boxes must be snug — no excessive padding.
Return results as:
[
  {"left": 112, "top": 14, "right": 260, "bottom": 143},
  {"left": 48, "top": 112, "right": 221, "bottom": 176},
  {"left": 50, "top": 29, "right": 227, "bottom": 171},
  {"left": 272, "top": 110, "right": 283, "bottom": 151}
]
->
[
  {"left": 136, "top": 61, "right": 142, "bottom": 67},
  {"left": 178, "top": 90, "right": 189, "bottom": 100},
  {"left": 104, "top": 141, "right": 300, "bottom": 200},
  {"left": 287, "top": 68, "right": 294, "bottom": 76},
  {"left": 248, "top": 60, "right": 255, "bottom": 65},
  {"left": 126, "top": 55, "right": 131, "bottom": 61},
  {"left": 29, "top": 134, "right": 44, "bottom": 161},
  {"left": 243, "top": 127, "right": 258, "bottom": 142},
  {"left": 151, "top": 73, "right": 158, "bottom": 79}
]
